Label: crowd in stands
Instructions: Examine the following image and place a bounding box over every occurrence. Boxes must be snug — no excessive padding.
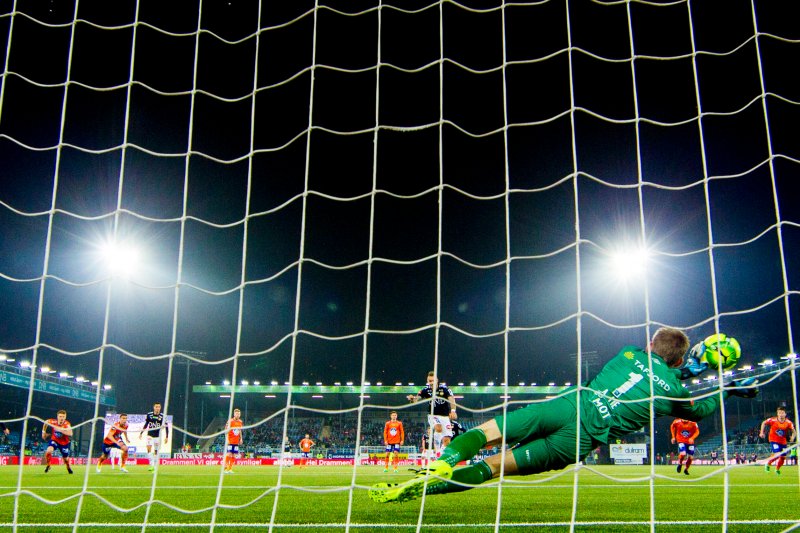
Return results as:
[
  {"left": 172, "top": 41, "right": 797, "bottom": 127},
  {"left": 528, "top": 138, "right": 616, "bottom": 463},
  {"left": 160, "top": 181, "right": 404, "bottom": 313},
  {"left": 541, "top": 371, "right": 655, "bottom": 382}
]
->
[
  {"left": 0, "top": 428, "right": 47, "bottom": 456},
  {"left": 727, "top": 425, "right": 762, "bottom": 446}
]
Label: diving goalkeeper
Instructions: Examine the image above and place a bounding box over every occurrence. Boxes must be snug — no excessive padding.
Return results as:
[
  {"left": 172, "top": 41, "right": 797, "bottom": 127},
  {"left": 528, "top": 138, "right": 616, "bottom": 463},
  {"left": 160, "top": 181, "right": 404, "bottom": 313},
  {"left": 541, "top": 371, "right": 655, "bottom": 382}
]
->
[{"left": 370, "top": 327, "right": 759, "bottom": 503}]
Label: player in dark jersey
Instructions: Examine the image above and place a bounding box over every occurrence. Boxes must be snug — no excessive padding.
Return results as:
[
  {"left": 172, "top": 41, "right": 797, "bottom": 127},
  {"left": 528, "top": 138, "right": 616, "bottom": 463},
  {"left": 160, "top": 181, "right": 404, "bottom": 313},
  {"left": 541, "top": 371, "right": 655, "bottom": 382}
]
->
[
  {"left": 139, "top": 403, "right": 169, "bottom": 472},
  {"left": 371, "top": 328, "right": 759, "bottom": 503},
  {"left": 408, "top": 372, "right": 458, "bottom": 447},
  {"left": 420, "top": 433, "right": 430, "bottom": 463},
  {"left": 409, "top": 371, "right": 457, "bottom": 417},
  {"left": 450, "top": 420, "right": 465, "bottom": 441},
  {"left": 281, "top": 437, "right": 293, "bottom": 466}
]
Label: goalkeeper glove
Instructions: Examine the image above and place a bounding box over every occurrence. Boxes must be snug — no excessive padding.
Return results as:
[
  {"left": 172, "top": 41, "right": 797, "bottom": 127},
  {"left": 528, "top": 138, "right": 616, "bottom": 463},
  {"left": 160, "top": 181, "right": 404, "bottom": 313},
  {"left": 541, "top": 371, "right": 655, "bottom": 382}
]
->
[
  {"left": 679, "top": 344, "right": 709, "bottom": 380},
  {"left": 727, "top": 377, "right": 759, "bottom": 398}
]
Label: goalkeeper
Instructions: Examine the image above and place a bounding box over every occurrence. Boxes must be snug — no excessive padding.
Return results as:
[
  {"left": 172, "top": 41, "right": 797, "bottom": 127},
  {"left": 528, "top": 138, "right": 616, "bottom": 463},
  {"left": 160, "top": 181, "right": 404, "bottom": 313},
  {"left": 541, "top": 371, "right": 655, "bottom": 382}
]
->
[{"left": 370, "top": 327, "right": 759, "bottom": 503}]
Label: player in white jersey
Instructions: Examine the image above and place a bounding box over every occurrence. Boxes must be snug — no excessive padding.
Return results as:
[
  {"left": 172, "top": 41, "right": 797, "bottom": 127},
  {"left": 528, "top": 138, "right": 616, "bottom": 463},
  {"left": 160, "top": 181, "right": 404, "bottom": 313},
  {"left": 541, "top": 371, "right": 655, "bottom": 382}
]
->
[{"left": 138, "top": 402, "right": 169, "bottom": 471}]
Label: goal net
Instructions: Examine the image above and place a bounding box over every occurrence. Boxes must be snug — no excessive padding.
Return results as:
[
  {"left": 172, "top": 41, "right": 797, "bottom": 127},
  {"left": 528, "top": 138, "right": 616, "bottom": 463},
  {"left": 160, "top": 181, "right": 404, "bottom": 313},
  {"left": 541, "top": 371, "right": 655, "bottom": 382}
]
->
[{"left": 0, "top": 0, "right": 798, "bottom": 530}]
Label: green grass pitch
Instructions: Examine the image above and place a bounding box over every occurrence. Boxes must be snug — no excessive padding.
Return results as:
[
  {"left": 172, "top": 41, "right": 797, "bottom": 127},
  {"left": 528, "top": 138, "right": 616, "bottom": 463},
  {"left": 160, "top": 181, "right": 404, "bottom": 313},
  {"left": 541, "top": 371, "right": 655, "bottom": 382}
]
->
[{"left": 0, "top": 464, "right": 798, "bottom": 532}]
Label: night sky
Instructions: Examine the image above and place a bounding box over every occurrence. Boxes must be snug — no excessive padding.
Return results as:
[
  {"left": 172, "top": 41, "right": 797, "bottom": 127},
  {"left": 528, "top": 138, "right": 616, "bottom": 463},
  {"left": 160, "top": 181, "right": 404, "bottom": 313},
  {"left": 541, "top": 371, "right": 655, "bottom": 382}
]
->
[{"left": 0, "top": 0, "right": 798, "bottom": 428}]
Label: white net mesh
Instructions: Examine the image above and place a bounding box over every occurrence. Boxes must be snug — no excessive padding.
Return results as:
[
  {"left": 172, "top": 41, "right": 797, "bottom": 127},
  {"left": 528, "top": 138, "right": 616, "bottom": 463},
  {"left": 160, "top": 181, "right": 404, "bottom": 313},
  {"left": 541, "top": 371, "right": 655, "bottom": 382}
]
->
[{"left": 1, "top": 0, "right": 798, "bottom": 530}]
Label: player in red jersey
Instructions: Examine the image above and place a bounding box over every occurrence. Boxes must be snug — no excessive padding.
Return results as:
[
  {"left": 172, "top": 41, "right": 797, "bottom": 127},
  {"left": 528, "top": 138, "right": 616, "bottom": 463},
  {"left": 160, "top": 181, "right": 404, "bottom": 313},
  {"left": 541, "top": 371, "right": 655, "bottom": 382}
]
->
[
  {"left": 760, "top": 407, "right": 796, "bottom": 475},
  {"left": 42, "top": 410, "right": 74, "bottom": 474},
  {"left": 383, "top": 411, "right": 405, "bottom": 473},
  {"left": 224, "top": 408, "right": 243, "bottom": 473},
  {"left": 298, "top": 434, "right": 315, "bottom": 468},
  {"left": 670, "top": 418, "right": 699, "bottom": 475},
  {"left": 97, "top": 414, "right": 130, "bottom": 473}
]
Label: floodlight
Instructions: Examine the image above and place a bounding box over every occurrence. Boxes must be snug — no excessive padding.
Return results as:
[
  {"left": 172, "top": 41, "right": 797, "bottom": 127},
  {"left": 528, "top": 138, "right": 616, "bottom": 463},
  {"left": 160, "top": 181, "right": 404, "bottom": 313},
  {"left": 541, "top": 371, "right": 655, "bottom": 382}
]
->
[
  {"left": 103, "top": 384, "right": 112, "bottom": 390},
  {"left": 223, "top": 380, "right": 230, "bottom": 386},
  {"left": 20, "top": 361, "right": 31, "bottom": 368},
  {"left": 100, "top": 240, "right": 141, "bottom": 278},
  {"left": 610, "top": 247, "right": 649, "bottom": 282}
]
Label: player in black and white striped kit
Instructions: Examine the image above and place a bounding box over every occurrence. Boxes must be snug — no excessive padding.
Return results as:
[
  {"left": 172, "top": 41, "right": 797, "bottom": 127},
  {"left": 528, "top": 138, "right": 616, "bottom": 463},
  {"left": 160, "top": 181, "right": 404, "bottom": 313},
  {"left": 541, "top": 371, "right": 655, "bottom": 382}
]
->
[{"left": 138, "top": 403, "right": 169, "bottom": 471}]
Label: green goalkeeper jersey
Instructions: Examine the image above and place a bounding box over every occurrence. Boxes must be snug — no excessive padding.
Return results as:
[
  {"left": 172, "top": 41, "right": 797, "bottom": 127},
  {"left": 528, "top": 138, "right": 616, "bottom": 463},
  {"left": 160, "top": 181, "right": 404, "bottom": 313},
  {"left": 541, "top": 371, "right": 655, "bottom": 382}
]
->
[{"left": 574, "top": 345, "right": 726, "bottom": 444}]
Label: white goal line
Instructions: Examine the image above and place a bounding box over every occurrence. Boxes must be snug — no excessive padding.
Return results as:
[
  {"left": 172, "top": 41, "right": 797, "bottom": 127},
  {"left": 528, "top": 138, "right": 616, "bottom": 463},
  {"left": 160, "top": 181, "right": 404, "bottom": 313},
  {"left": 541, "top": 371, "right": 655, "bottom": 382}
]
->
[{"left": 2, "top": 520, "right": 799, "bottom": 529}]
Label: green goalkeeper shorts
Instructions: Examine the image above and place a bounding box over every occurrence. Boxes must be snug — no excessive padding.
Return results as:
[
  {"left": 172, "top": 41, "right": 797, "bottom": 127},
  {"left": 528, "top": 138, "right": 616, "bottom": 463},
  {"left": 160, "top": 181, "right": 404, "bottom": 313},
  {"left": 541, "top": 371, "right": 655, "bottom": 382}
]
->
[{"left": 493, "top": 395, "right": 596, "bottom": 475}]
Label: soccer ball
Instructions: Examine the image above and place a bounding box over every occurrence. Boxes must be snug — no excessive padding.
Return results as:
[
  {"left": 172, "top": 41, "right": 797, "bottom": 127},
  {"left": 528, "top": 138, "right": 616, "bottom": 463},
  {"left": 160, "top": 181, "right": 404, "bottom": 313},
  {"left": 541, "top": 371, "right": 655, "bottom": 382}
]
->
[{"left": 700, "top": 333, "right": 741, "bottom": 370}]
